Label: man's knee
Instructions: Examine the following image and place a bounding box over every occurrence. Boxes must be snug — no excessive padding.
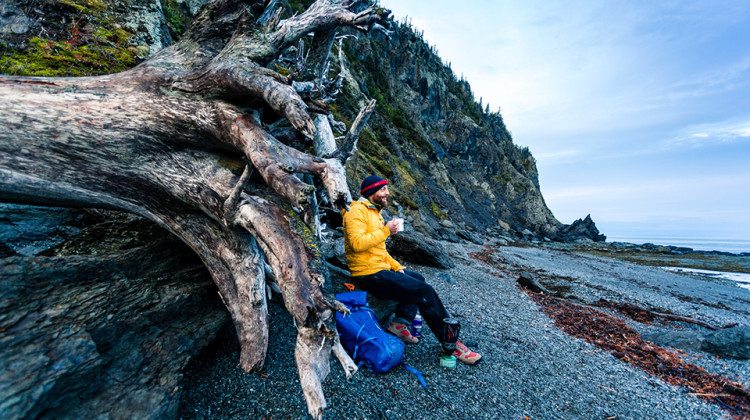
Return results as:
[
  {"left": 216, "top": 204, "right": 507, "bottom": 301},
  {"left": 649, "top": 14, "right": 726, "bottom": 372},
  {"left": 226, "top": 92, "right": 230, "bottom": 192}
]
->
[
  {"left": 404, "top": 269, "right": 425, "bottom": 282},
  {"left": 412, "top": 281, "right": 437, "bottom": 300}
]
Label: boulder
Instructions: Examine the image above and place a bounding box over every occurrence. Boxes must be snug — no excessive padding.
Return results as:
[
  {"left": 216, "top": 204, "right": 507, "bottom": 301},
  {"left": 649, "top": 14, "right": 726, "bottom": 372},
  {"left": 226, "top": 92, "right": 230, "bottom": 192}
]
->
[
  {"left": 702, "top": 326, "right": 750, "bottom": 360},
  {"left": 643, "top": 326, "right": 750, "bottom": 360},
  {"left": 494, "top": 238, "right": 509, "bottom": 246},
  {"left": 0, "top": 2, "right": 35, "bottom": 35},
  {"left": 438, "top": 273, "right": 458, "bottom": 286},
  {"left": 439, "top": 219, "right": 455, "bottom": 228},
  {"left": 517, "top": 271, "right": 550, "bottom": 294},
  {"left": 387, "top": 230, "right": 455, "bottom": 269},
  {"left": 327, "top": 262, "right": 397, "bottom": 324},
  {"left": 331, "top": 238, "right": 348, "bottom": 267},
  {"left": 437, "top": 228, "right": 464, "bottom": 243},
  {"left": 457, "top": 229, "right": 484, "bottom": 245},
  {"left": 642, "top": 330, "right": 706, "bottom": 353}
]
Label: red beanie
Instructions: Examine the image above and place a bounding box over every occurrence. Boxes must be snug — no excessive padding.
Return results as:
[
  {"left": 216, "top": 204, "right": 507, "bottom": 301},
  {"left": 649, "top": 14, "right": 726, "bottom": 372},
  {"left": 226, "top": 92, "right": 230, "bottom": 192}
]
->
[{"left": 360, "top": 175, "right": 388, "bottom": 198}]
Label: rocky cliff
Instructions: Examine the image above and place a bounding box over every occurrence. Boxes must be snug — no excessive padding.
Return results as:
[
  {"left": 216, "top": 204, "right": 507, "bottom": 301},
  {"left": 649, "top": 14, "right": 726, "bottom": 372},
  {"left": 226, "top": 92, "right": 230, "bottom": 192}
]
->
[{"left": 335, "top": 19, "right": 568, "bottom": 240}]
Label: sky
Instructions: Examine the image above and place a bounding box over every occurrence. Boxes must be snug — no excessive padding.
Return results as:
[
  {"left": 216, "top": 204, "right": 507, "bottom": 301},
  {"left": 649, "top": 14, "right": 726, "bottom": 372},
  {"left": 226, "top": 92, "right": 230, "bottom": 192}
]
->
[{"left": 377, "top": 0, "right": 750, "bottom": 247}]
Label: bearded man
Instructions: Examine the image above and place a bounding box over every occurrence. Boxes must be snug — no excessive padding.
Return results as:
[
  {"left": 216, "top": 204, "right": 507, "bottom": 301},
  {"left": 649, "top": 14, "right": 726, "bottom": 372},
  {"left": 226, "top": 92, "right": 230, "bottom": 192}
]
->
[{"left": 341, "top": 175, "right": 481, "bottom": 364}]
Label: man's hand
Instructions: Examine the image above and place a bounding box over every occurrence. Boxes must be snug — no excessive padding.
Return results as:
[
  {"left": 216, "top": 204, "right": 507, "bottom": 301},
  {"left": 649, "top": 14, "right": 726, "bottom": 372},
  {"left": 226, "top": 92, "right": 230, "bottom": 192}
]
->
[
  {"left": 397, "top": 269, "right": 405, "bottom": 273},
  {"left": 386, "top": 219, "right": 399, "bottom": 235}
]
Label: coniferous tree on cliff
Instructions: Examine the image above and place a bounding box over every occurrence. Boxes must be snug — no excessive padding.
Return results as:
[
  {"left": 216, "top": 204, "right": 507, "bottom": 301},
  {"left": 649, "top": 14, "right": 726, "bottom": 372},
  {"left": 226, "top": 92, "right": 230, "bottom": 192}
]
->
[{"left": 0, "top": 0, "right": 391, "bottom": 417}]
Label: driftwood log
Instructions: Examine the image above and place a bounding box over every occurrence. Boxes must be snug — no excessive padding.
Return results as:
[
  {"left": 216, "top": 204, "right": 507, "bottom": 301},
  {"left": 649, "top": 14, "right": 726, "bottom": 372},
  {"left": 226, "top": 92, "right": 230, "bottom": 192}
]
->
[
  {"left": 596, "top": 299, "right": 730, "bottom": 330},
  {"left": 0, "top": 0, "right": 389, "bottom": 417}
]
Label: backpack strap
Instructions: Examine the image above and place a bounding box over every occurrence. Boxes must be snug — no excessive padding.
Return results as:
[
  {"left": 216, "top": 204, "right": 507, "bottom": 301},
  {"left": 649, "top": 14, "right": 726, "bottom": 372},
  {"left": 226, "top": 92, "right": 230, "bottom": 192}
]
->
[
  {"left": 401, "top": 363, "right": 426, "bottom": 388},
  {"left": 353, "top": 336, "right": 376, "bottom": 360},
  {"left": 352, "top": 324, "right": 375, "bottom": 360}
]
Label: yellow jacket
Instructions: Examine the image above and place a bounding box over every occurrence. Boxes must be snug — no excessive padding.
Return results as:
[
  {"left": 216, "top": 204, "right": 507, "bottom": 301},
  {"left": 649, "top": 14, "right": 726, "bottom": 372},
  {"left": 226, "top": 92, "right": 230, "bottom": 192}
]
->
[{"left": 342, "top": 198, "right": 405, "bottom": 276}]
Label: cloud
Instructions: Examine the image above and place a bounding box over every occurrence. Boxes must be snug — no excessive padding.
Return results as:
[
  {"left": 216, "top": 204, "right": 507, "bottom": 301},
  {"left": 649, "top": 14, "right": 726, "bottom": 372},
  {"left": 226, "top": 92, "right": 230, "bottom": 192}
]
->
[
  {"left": 647, "top": 55, "right": 750, "bottom": 110},
  {"left": 547, "top": 173, "right": 750, "bottom": 198},
  {"left": 534, "top": 149, "right": 581, "bottom": 162},
  {"left": 667, "top": 119, "right": 750, "bottom": 147},
  {"left": 544, "top": 183, "right": 666, "bottom": 202}
]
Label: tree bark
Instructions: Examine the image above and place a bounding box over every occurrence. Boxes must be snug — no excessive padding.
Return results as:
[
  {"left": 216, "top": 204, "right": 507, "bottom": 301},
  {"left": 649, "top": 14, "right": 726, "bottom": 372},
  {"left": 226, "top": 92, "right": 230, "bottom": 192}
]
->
[{"left": 0, "top": 0, "right": 390, "bottom": 417}]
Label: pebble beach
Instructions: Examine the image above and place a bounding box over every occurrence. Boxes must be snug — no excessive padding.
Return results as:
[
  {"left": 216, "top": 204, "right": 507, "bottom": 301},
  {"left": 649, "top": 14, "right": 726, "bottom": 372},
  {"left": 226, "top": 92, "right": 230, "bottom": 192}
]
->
[{"left": 178, "top": 240, "right": 750, "bottom": 419}]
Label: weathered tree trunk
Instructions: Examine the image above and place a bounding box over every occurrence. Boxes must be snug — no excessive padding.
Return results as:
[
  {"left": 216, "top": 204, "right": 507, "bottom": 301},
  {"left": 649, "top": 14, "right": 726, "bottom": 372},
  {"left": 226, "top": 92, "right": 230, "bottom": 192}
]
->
[
  {"left": 0, "top": 0, "right": 387, "bottom": 417},
  {"left": 0, "top": 216, "right": 229, "bottom": 419}
]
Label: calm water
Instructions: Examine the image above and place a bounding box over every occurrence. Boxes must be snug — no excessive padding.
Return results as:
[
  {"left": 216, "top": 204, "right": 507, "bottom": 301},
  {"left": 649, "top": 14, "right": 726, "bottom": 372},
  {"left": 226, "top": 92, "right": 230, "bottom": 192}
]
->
[
  {"left": 607, "top": 236, "right": 750, "bottom": 254},
  {"left": 661, "top": 267, "right": 750, "bottom": 290}
]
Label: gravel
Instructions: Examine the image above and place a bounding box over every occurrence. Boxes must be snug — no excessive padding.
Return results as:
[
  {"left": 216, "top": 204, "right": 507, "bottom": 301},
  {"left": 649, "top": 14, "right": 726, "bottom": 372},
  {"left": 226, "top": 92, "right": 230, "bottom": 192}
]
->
[{"left": 178, "top": 241, "right": 749, "bottom": 419}]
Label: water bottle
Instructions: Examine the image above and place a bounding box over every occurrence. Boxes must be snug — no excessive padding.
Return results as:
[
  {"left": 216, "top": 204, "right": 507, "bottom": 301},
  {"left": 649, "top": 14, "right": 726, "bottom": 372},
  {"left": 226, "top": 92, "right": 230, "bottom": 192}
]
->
[{"left": 411, "top": 314, "right": 423, "bottom": 338}]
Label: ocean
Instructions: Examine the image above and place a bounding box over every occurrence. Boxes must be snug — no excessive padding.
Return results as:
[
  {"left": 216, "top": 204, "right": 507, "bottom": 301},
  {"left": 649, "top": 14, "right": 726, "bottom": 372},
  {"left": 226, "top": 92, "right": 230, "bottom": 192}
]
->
[
  {"left": 661, "top": 267, "right": 750, "bottom": 291},
  {"left": 606, "top": 236, "right": 750, "bottom": 254},
  {"left": 605, "top": 235, "right": 750, "bottom": 290}
]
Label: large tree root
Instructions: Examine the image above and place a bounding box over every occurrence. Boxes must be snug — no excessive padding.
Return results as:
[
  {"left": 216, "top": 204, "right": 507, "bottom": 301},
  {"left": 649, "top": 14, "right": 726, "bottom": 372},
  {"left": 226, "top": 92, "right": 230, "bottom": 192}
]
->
[{"left": 0, "top": 0, "right": 391, "bottom": 416}]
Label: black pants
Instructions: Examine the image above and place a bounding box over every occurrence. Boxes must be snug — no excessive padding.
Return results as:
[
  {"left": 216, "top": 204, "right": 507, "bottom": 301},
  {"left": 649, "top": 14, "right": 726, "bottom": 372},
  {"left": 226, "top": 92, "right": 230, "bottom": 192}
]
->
[{"left": 353, "top": 269, "right": 450, "bottom": 342}]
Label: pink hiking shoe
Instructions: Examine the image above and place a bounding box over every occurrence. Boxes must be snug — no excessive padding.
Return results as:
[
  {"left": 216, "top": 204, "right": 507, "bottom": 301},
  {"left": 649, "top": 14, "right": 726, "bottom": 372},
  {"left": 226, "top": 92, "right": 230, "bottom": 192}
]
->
[
  {"left": 387, "top": 321, "right": 419, "bottom": 344},
  {"left": 453, "top": 341, "right": 481, "bottom": 364}
]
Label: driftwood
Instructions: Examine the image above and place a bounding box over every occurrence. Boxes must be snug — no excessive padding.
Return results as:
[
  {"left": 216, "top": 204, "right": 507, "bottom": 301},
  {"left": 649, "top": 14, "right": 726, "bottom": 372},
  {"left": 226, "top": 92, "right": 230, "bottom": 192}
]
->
[
  {"left": 0, "top": 0, "right": 388, "bottom": 417},
  {"left": 596, "top": 299, "right": 725, "bottom": 330},
  {"left": 648, "top": 311, "right": 722, "bottom": 330}
]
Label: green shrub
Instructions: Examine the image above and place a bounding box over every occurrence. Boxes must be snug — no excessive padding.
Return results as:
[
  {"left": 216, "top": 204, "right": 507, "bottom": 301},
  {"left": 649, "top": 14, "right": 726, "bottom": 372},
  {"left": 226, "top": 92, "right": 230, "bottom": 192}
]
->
[
  {"left": 162, "top": 0, "right": 191, "bottom": 38},
  {"left": 430, "top": 202, "right": 447, "bottom": 220},
  {"left": 397, "top": 193, "right": 420, "bottom": 210},
  {"left": 1, "top": 35, "right": 136, "bottom": 77}
]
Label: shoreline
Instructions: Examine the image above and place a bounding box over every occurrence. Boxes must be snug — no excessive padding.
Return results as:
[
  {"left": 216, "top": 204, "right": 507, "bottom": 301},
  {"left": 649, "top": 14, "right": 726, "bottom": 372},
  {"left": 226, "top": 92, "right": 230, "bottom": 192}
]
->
[
  {"left": 544, "top": 239, "right": 750, "bottom": 275},
  {"left": 601, "top": 237, "right": 750, "bottom": 256},
  {"left": 660, "top": 266, "right": 750, "bottom": 290},
  {"left": 542, "top": 239, "right": 750, "bottom": 293}
]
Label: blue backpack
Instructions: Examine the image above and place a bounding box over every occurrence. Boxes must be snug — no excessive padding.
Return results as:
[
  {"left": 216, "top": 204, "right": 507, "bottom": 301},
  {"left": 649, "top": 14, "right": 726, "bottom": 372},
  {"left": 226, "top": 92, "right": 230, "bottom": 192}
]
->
[{"left": 335, "top": 291, "right": 404, "bottom": 373}]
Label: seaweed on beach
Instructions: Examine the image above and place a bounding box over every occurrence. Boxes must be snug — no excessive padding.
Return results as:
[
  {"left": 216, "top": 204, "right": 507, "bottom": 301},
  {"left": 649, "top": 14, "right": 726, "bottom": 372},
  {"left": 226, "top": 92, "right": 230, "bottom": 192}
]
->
[
  {"left": 594, "top": 299, "right": 660, "bottom": 323},
  {"left": 527, "top": 292, "right": 750, "bottom": 419},
  {"left": 468, "top": 248, "right": 505, "bottom": 267}
]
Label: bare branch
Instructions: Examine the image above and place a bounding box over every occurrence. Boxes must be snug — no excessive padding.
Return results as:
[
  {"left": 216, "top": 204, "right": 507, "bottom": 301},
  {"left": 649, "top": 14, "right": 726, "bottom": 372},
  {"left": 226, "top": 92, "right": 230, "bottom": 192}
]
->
[
  {"left": 265, "top": 6, "right": 285, "bottom": 32},
  {"left": 328, "top": 113, "right": 346, "bottom": 133},
  {"left": 223, "top": 160, "right": 254, "bottom": 225},
  {"left": 329, "top": 98, "right": 376, "bottom": 163}
]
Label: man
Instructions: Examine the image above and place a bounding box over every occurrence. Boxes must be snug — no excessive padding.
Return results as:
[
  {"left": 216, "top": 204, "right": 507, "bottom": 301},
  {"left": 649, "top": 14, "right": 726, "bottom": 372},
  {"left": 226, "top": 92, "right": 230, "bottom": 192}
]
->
[{"left": 342, "top": 175, "right": 481, "bottom": 364}]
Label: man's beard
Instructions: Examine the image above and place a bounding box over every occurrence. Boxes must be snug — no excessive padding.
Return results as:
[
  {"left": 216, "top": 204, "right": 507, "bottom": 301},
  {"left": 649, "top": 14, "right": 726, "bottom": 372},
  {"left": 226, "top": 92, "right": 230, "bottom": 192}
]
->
[{"left": 371, "top": 195, "right": 387, "bottom": 207}]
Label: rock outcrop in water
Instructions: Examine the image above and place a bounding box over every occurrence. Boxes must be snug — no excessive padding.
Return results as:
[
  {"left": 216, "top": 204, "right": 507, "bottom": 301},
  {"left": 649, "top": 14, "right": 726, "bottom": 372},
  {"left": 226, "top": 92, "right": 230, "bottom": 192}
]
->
[{"left": 555, "top": 214, "right": 607, "bottom": 242}]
